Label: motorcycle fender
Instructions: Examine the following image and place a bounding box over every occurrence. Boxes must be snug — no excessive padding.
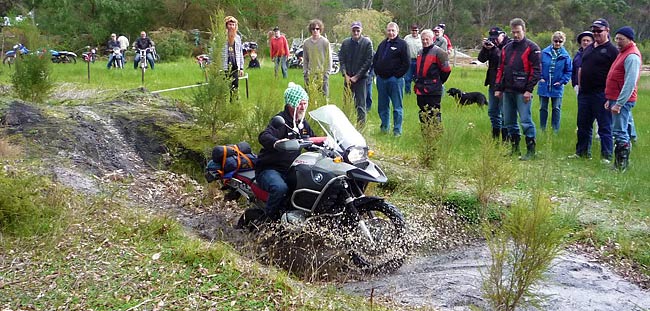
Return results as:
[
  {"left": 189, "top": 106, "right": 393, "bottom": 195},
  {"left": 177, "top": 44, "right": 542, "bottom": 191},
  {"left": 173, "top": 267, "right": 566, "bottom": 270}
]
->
[{"left": 352, "top": 196, "right": 384, "bottom": 209}]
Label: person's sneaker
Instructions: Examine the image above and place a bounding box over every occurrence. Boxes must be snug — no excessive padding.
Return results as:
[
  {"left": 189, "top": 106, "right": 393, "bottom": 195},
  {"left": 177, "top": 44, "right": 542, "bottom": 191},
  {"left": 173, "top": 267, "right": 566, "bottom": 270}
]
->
[
  {"left": 567, "top": 154, "right": 592, "bottom": 160},
  {"left": 601, "top": 158, "right": 611, "bottom": 165}
]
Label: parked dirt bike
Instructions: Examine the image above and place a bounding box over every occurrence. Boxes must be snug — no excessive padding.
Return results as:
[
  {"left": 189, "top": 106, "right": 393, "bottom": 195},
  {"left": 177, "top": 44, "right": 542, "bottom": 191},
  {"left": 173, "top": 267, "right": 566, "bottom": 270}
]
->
[
  {"left": 3, "top": 43, "right": 29, "bottom": 65},
  {"left": 288, "top": 39, "right": 303, "bottom": 69},
  {"left": 108, "top": 47, "right": 124, "bottom": 69},
  {"left": 136, "top": 47, "right": 153, "bottom": 83},
  {"left": 242, "top": 41, "right": 259, "bottom": 68},
  {"left": 50, "top": 49, "right": 77, "bottom": 64},
  {"left": 223, "top": 105, "right": 409, "bottom": 272},
  {"left": 196, "top": 54, "right": 211, "bottom": 69},
  {"left": 82, "top": 46, "right": 97, "bottom": 63}
]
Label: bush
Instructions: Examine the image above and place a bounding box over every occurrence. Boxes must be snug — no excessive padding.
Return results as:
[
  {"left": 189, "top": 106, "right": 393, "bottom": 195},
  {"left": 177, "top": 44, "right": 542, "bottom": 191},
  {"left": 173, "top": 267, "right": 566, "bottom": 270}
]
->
[
  {"left": 0, "top": 172, "right": 66, "bottom": 237},
  {"left": 151, "top": 28, "right": 193, "bottom": 62},
  {"left": 11, "top": 53, "right": 54, "bottom": 103}
]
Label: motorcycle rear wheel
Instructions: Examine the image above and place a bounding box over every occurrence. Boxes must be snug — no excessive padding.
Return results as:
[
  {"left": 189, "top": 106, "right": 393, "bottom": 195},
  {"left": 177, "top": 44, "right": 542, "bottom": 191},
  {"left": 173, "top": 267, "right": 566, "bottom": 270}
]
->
[
  {"left": 2, "top": 55, "right": 15, "bottom": 65},
  {"left": 348, "top": 201, "right": 409, "bottom": 274}
]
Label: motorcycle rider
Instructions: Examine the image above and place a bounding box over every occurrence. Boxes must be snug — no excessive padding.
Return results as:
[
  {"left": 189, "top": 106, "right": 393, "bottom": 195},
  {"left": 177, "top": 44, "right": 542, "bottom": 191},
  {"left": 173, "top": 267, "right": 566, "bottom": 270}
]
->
[
  {"left": 133, "top": 31, "right": 155, "bottom": 70},
  {"left": 255, "top": 82, "right": 315, "bottom": 220},
  {"left": 106, "top": 33, "right": 121, "bottom": 69}
]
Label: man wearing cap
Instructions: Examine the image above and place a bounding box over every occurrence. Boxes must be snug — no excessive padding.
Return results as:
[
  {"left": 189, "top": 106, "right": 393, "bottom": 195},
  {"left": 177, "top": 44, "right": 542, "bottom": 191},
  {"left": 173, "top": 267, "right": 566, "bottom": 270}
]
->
[
  {"left": 432, "top": 26, "right": 448, "bottom": 51},
  {"left": 303, "top": 19, "right": 332, "bottom": 97},
  {"left": 339, "top": 21, "right": 374, "bottom": 125},
  {"left": 222, "top": 16, "right": 245, "bottom": 94},
  {"left": 437, "top": 23, "right": 453, "bottom": 54},
  {"left": 479, "top": 26, "right": 511, "bottom": 141},
  {"left": 495, "top": 18, "right": 541, "bottom": 161},
  {"left": 270, "top": 27, "right": 290, "bottom": 79},
  {"left": 571, "top": 18, "right": 619, "bottom": 162},
  {"left": 256, "top": 82, "right": 315, "bottom": 219},
  {"left": 106, "top": 33, "right": 121, "bottom": 69},
  {"left": 373, "top": 22, "right": 410, "bottom": 136},
  {"left": 403, "top": 24, "right": 422, "bottom": 95},
  {"left": 604, "top": 26, "right": 642, "bottom": 171}
]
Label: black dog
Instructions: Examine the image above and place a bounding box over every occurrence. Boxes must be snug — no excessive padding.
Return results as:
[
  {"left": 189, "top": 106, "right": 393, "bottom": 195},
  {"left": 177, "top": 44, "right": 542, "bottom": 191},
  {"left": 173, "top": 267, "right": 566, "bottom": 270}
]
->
[{"left": 447, "top": 87, "right": 488, "bottom": 107}]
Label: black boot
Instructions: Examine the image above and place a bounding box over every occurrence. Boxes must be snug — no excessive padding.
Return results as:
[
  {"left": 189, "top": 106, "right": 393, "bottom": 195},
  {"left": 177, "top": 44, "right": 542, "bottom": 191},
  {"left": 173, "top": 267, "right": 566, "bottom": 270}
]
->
[
  {"left": 614, "top": 142, "right": 631, "bottom": 171},
  {"left": 520, "top": 137, "right": 536, "bottom": 161},
  {"left": 510, "top": 134, "right": 521, "bottom": 157},
  {"left": 492, "top": 128, "right": 501, "bottom": 139},
  {"left": 501, "top": 128, "right": 509, "bottom": 142}
]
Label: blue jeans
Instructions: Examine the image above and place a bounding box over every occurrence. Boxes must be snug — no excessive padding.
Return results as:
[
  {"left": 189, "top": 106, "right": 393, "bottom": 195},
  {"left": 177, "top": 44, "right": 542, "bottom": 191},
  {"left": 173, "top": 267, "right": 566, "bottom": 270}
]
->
[
  {"left": 404, "top": 59, "right": 416, "bottom": 94},
  {"left": 576, "top": 92, "right": 612, "bottom": 159},
  {"left": 366, "top": 71, "right": 374, "bottom": 110},
  {"left": 274, "top": 55, "right": 288, "bottom": 78},
  {"left": 487, "top": 86, "right": 504, "bottom": 129},
  {"left": 502, "top": 92, "right": 535, "bottom": 138},
  {"left": 256, "top": 169, "right": 288, "bottom": 219},
  {"left": 611, "top": 100, "right": 636, "bottom": 145},
  {"left": 134, "top": 53, "right": 154, "bottom": 69},
  {"left": 539, "top": 96, "right": 562, "bottom": 132},
  {"left": 376, "top": 76, "right": 404, "bottom": 135},
  {"left": 629, "top": 112, "right": 637, "bottom": 141}
]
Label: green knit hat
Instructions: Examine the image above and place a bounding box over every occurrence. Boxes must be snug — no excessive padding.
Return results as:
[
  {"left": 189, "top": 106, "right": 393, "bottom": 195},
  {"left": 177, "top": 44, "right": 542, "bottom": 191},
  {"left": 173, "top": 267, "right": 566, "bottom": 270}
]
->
[{"left": 284, "top": 82, "right": 309, "bottom": 107}]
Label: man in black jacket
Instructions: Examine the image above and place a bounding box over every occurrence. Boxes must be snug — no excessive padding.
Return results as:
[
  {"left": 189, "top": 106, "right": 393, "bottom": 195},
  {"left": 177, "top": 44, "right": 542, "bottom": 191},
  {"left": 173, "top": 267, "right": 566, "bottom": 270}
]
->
[
  {"left": 373, "top": 22, "right": 410, "bottom": 136},
  {"left": 478, "top": 26, "right": 510, "bottom": 140},
  {"left": 495, "top": 18, "right": 541, "bottom": 160},
  {"left": 106, "top": 33, "right": 121, "bottom": 69},
  {"left": 133, "top": 31, "right": 155, "bottom": 69},
  {"left": 339, "top": 21, "right": 374, "bottom": 125},
  {"left": 255, "top": 83, "right": 315, "bottom": 219}
]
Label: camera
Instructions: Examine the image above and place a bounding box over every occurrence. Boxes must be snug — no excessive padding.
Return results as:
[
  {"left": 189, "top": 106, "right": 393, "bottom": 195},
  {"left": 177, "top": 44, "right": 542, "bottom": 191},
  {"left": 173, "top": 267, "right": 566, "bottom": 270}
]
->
[{"left": 483, "top": 39, "right": 495, "bottom": 47}]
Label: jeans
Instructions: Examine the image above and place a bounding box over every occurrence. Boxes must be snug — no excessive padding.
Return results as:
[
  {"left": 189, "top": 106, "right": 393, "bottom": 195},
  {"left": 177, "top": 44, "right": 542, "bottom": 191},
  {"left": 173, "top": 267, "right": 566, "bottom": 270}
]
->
[
  {"left": 404, "top": 59, "right": 416, "bottom": 94},
  {"left": 487, "top": 86, "right": 504, "bottom": 130},
  {"left": 576, "top": 92, "right": 612, "bottom": 159},
  {"left": 502, "top": 92, "right": 535, "bottom": 138},
  {"left": 344, "top": 77, "right": 368, "bottom": 124},
  {"left": 539, "top": 96, "right": 563, "bottom": 132},
  {"left": 611, "top": 100, "right": 636, "bottom": 145},
  {"left": 133, "top": 53, "right": 154, "bottom": 69},
  {"left": 273, "top": 55, "right": 288, "bottom": 78},
  {"left": 107, "top": 54, "right": 122, "bottom": 69},
  {"left": 629, "top": 112, "right": 638, "bottom": 141},
  {"left": 256, "top": 169, "right": 288, "bottom": 219},
  {"left": 376, "top": 76, "right": 405, "bottom": 135}
]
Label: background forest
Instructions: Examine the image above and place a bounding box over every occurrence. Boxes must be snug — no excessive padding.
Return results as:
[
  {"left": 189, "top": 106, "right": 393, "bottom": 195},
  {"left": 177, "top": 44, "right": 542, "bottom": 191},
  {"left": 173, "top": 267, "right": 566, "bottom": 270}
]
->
[{"left": 1, "top": 0, "right": 650, "bottom": 60}]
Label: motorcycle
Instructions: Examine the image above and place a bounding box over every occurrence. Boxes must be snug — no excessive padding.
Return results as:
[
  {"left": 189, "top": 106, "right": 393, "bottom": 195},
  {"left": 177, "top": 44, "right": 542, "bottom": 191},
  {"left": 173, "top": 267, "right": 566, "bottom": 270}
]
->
[
  {"left": 196, "top": 54, "right": 211, "bottom": 69},
  {"left": 222, "top": 105, "right": 409, "bottom": 272},
  {"left": 288, "top": 39, "right": 303, "bottom": 69},
  {"left": 242, "top": 41, "right": 259, "bottom": 69},
  {"left": 82, "top": 46, "right": 97, "bottom": 63},
  {"left": 3, "top": 43, "right": 29, "bottom": 65},
  {"left": 108, "top": 47, "right": 124, "bottom": 69},
  {"left": 50, "top": 49, "right": 77, "bottom": 64}
]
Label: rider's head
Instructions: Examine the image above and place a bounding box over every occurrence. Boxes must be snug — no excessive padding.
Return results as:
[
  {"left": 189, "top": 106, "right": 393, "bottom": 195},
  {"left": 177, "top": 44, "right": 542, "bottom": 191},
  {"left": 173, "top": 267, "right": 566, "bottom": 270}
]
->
[
  {"left": 111, "top": 33, "right": 117, "bottom": 40},
  {"left": 284, "top": 82, "right": 309, "bottom": 123},
  {"left": 140, "top": 31, "right": 146, "bottom": 38}
]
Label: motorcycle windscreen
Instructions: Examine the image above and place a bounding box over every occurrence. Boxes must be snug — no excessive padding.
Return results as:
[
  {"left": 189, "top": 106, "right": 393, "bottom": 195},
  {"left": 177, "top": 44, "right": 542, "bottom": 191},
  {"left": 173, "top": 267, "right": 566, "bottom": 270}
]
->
[{"left": 308, "top": 105, "right": 366, "bottom": 151}]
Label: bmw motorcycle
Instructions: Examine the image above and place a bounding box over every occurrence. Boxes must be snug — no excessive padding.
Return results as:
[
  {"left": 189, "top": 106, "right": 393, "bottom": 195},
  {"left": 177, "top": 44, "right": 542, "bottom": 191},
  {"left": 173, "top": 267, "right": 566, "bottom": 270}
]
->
[{"left": 226, "top": 105, "right": 409, "bottom": 272}]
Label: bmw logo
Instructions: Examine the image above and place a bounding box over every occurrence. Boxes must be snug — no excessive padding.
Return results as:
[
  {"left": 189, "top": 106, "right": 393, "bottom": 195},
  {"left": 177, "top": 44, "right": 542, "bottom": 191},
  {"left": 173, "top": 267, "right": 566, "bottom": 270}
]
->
[{"left": 313, "top": 173, "right": 323, "bottom": 183}]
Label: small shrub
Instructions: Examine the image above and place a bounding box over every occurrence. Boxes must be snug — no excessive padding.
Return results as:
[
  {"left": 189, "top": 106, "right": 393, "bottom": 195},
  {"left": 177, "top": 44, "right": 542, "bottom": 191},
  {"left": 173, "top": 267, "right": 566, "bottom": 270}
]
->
[
  {"left": 481, "top": 192, "right": 571, "bottom": 311},
  {"left": 11, "top": 53, "right": 54, "bottom": 103},
  {"left": 0, "top": 172, "right": 66, "bottom": 237},
  {"left": 469, "top": 132, "right": 514, "bottom": 209}
]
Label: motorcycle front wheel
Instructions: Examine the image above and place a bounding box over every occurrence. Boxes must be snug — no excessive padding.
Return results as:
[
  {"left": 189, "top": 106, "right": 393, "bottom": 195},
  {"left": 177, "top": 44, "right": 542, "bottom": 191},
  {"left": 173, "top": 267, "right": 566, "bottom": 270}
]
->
[
  {"left": 348, "top": 201, "right": 409, "bottom": 274},
  {"left": 2, "top": 55, "right": 15, "bottom": 65}
]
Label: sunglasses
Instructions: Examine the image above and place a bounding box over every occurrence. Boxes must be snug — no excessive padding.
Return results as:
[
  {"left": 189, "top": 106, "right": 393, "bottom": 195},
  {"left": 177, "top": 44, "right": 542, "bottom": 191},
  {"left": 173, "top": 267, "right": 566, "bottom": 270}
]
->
[
  {"left": 592, "top": 29, "right": 605, "bottom": 34},
  {"left": 553, "top": 40, "right": 563, "bottom": 43},
  {"left": 312, "top": 27, "right": 320, "bottom": 31}
]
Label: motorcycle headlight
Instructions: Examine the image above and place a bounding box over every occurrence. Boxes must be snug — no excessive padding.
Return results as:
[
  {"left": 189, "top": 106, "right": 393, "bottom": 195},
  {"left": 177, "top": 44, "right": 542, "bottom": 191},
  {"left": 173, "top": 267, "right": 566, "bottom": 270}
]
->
[{"left": 344, "top": 146, "right": 368, "bottom": 164}]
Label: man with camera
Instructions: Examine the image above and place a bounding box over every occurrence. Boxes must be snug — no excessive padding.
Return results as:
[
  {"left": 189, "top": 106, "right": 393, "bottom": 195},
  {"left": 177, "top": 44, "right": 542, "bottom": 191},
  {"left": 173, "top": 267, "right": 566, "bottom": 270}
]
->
[{"left": 478, "top": 27, "right": 511, "bottom": 141}]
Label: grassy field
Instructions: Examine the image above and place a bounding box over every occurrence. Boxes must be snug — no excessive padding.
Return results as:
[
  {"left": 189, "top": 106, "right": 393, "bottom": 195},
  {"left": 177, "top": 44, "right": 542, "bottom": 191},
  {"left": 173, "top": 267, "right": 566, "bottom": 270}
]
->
[{"left": 1, "top": 56, "right": 648, "bottom": 308}]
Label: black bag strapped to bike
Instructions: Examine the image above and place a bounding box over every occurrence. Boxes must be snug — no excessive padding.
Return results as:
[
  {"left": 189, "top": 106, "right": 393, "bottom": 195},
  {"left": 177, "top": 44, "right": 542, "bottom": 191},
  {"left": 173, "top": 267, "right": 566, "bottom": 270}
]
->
[{"left": 205, "top": 141, "right": 257, "bottom": 182}]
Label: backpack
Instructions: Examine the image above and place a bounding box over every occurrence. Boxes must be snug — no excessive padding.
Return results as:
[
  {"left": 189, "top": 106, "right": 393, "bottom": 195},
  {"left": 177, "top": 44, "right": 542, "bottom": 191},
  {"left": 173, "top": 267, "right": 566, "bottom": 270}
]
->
[{"left": 205, "top": 141, "right": 257, "bottom": 182}]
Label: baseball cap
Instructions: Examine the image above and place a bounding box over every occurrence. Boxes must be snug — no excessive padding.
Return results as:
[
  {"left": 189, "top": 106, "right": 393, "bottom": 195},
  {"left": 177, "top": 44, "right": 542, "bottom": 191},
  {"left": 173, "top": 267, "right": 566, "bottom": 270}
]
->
[
  {"left": 437, "top": 23, "right": 446, "bottom": 29},
  {"left": 433, "top": 26, "right": 442, "bottom": 31},
  {"left": 273, "top": 26, "right": 279, "bottom": 31},
  {"left": 488, "top": 27, "right": 502, "bottom": 39},
  {"left": 576, "top": 31, "right": 594, "bottom": 44},
  {"left": 591, "top": 18, "right": 609, "bottom": 29},
  {"left": 351, "top": 21, "right": 362, "bottom": 29}
]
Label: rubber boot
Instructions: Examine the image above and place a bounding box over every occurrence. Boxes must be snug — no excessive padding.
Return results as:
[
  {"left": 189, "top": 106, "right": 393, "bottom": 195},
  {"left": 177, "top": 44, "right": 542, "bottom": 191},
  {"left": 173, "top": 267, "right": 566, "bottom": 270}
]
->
[
  {"left": 520, "top": 137, "right": 536, "bottom": 161},
  {"left": 614, "top": 142, "right": 631, "bottom": 172},
  {"left": 491, "top": 128, "right": 500, "bottom": 139},
  {"left": 501, "top": 128, "right": 509, "bottom": 143},
  {"left": 510, "top": 134, "right": 521, "bottom": 157}
]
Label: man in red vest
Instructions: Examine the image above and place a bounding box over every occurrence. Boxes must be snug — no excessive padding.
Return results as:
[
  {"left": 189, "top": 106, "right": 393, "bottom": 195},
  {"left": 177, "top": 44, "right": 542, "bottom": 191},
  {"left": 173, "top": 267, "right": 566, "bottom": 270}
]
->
[{"left": 604, "top": 26, "right": 642, "bottom": 171}]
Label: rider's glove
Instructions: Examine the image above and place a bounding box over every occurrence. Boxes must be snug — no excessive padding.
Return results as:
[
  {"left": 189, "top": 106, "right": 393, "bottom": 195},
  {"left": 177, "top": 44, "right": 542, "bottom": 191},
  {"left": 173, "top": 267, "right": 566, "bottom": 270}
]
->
[{"left": 323, "top": 137, "right": 337, "bottom": 150}]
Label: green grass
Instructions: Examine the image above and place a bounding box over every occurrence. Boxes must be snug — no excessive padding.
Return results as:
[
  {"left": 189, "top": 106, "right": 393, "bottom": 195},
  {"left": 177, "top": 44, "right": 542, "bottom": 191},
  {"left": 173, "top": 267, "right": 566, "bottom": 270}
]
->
[{"left": 1, "top": 57, "right": 649, "bottom": 296}]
